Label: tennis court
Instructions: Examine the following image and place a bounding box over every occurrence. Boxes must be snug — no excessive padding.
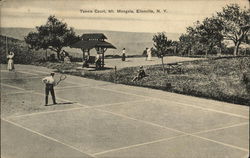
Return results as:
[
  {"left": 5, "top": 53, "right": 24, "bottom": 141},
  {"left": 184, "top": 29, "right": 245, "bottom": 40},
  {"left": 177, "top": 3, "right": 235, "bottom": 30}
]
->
[{"left": 1, "top": 64, "right": 249, "bottom": 158}]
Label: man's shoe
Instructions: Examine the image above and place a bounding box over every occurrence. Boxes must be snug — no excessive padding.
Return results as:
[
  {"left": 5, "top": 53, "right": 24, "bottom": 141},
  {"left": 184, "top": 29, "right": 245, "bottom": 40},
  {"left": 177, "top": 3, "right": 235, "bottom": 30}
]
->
[
  {"left": 44, "top": 104, "right": 48, "bottom": 106},
  {"left": 53, "top": 102, "right": 57, "bottom": 105}
]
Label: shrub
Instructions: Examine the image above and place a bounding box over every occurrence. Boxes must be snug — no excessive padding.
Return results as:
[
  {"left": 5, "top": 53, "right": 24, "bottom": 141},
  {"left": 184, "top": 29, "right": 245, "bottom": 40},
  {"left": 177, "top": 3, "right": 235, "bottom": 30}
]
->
[{"left": 0, "top": 35, "right": 45, "bottom": 64}]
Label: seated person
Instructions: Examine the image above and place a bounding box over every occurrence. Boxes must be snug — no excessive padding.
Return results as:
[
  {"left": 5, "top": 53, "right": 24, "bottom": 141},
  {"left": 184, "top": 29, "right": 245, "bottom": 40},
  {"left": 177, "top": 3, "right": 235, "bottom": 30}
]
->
[
  {"left": 60, "top": 50, "right": 67, "bottom": 60},
  {"left": 82, "top": 52, "right": 90, "bottom": 67},
  {"left": 132, "top": 66, "right": 147, "bottom": 81},
  {"left": 64, "top": 55, "right": 71, "bottom": 64}
]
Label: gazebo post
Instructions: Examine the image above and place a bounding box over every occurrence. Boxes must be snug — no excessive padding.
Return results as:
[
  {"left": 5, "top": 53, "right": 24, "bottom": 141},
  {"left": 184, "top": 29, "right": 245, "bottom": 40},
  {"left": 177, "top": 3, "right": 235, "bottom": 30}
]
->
[
  {"left": 101, "top": 48, "right": 105, "bottom": 68},
  {"left": 81, "top": 48, "right": 85, "bottom": 68},
  {"left": 81, "top": 48, "right": 85, "bottom": 61},
  {"left": 102, "top": 48, "right": 107, "bottom": 68}
]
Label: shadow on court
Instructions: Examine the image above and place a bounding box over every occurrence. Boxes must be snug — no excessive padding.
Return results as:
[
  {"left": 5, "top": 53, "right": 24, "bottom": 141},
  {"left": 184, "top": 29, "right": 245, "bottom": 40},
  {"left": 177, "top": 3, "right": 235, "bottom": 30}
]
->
[{"left": 45, "top": 102, "right": 77, "bottom": 106}]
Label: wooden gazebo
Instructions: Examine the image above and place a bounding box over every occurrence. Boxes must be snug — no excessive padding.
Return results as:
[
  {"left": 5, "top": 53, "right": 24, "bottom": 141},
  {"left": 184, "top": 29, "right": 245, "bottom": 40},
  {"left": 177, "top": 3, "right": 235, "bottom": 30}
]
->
[{"left": 71, "top": 33, "right": 116, "bottom": 68}]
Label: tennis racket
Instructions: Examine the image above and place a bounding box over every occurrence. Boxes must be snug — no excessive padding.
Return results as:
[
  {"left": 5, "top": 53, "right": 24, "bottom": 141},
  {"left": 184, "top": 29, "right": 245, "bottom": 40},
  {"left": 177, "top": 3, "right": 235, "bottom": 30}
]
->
[{"left": 57, "top": 74, "right": 67, "bottom": 85}]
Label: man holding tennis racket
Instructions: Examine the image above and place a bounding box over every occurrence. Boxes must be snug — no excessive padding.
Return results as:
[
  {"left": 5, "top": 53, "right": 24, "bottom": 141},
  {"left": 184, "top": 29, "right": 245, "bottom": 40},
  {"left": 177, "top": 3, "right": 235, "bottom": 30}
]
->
[{"left": 42, "top": 72, "right": 57, "bottom": 106}]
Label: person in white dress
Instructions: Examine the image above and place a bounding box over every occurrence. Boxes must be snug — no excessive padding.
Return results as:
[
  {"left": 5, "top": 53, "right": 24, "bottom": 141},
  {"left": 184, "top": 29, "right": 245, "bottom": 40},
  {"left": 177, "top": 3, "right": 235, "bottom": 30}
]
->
[
  {"left": 7, "top": 51, "right": 15, "bottom": 71},
  {"left": 147, "top": 47, "right": 152, "bottom": 61}
]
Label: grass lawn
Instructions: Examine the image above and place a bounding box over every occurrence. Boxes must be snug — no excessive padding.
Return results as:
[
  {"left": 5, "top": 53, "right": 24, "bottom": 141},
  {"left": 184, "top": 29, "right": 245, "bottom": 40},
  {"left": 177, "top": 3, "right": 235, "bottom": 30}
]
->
[{"left": 40, "top": 56, "right": 250, "bottom": 106}]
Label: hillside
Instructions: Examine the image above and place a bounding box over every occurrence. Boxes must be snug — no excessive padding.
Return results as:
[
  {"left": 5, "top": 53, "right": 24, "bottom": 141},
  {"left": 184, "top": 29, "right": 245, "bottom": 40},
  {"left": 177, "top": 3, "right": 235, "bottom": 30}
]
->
[
  {"left": 57, "top": 57, "right": 249, "bottom": 106},
  {"left": 0, "top": 27, "right": 181, "bottom": 56}
]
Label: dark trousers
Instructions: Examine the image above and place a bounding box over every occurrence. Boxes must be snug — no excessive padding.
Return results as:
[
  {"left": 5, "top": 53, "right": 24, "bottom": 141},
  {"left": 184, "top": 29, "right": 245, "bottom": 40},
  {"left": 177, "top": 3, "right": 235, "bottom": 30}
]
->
[
  {"left": 45, "top": 84, "right": 56, "bottom": 104},
  {"left": 96, "top": 60, "right": 101, "bottom": 69}
]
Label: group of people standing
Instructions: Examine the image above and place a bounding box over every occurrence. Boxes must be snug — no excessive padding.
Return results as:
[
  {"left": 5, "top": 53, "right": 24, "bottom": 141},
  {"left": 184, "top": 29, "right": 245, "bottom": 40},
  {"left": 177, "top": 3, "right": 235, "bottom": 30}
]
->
[
  {"left": 121, "top": 47, "right": 152, "bottom": 62},
  {"left": 143, "top": 47, "right": 152, "bottom": 61}
]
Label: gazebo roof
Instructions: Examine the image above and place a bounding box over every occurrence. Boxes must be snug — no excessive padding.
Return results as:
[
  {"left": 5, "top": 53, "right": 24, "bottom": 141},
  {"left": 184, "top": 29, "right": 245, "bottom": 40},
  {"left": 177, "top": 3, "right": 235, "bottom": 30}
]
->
[
  {"left": 71, "top": 40, "right": 116, "bottom": 49},
  {"left": 81, "top": 33, "right": 107, "bottom": 40}
]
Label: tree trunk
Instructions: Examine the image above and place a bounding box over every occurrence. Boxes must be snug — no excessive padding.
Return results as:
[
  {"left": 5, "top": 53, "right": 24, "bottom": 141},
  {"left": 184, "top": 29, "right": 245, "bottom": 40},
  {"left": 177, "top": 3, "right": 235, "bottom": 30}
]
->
[
  {"left": 45, "top": 49, "right": 48, "bottom": 61},
  {"left": 206, "top": 44, "right": 213, "bottom": 57},
  {"left": 174, "top": 46, "right": 177, "bottom": 55},
  {"left": 188, "top": 46, "right": 192, "bottom": 56},
  {"left": 218, "top": 43, "right": 222, "bottom": 56},
  {"left": 56, "top": 48, "right": 63, "bottom": 61},
  {"left": 218, "top": 47, "right": 222, "bottom": 56},
  {"left": 233, "top": 41, "right": 240, "bottom": 56},
  {"left": 57, "top": 51, "right": 60, "bottom": 60},
  {"left": 161, "top": 57, "right": 165, "bottom": 73}
]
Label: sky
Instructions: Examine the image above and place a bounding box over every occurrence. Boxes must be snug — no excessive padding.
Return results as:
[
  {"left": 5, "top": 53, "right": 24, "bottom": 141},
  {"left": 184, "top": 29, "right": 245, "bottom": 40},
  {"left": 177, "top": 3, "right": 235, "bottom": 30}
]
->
[{"left": 1, "top": 0, "right": 249, "bottom": 33}]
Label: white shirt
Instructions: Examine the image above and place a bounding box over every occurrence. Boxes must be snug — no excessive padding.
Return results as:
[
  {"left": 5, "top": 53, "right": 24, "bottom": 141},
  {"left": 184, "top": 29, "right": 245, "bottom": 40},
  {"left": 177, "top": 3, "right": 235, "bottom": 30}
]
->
[
  {"left": 42, "top": 76, "right": 55, "bottom": 85},
  {"left": 96, "top": 54, "right": 102, "bottom": 62}
]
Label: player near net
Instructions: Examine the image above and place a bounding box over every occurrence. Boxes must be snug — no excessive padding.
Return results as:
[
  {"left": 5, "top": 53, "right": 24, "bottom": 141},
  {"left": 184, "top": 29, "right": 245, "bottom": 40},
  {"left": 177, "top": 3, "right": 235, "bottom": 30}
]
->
[{"left": 42, "top": 72, "right": 66, "bottom": 106}]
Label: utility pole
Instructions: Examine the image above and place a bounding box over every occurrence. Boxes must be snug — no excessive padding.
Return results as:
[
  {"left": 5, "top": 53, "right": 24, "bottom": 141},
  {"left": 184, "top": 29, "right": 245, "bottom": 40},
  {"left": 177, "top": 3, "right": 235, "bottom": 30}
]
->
[{"left": 6, "top": 36, "right": 8, "bottom": 56}]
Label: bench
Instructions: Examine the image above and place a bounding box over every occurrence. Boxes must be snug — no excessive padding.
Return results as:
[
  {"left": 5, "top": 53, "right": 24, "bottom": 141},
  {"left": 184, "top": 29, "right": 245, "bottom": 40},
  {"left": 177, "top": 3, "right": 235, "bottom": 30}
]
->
[
  {"left": 82, "top": 56, "right": 105, "bottom": 70},
  {"left": 88, "top": 56, "right": 96, "bottom": 64},
  {"left": 82, "top": 56, "right": 96, "bottom": 67}
]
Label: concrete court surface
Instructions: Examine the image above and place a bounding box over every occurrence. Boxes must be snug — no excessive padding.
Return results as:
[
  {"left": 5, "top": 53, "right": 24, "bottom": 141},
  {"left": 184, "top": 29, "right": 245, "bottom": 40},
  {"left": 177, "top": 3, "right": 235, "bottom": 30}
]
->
[{"left": 1, "top": 64, "right": 249, "bottom": 158}]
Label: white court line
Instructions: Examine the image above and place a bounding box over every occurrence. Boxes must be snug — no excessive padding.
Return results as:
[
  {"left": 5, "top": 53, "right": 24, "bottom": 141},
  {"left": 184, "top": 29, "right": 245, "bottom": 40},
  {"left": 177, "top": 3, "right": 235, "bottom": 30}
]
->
[
  {"left": 110, "top": 84, "right": 249, "bottom": 111},
  {"left": 192, "top": 122, "right": 249, "bottom": 135},
  {"left": 175, "top": 102, "right": 249, "bottom": 119},
  {"left": 96, "top": 108, "right": 249, "bottom": 152},
  {"left": 1, "top": 84, "right": 72, "bottom": 103},
  {"left": 55, "top": 85, "right": 89, "bottom": 90},
  {"left": 1, "top": 83, "right": 25, "bottom": 90},
  {"left": 6, "top": 99, "right": 150, "bottom": 119},
  {"left": 5, "top": 69, "right": 111, "bottom": 88},
  {"left": 28, "top": 70, "right": 79, "bottom": 85},
  {"left": 1, "top": 118, "right": 96, "bottom": 158},
  {"left": 2, "top": 90, "right": 34, "bottom": 95},
  {"left": 1, "top": 76, "right": 42, "bottom": 80},
  {"left": 17, "top": 70, "right": 39, "bottom": 76},
  {"left": 29, "top": 69, "right": 51, "bottom": 74},
  {"left": 4, "top": 89, "right": 86, "bottom": 107},
  {"left": 192, "top": 134, "right": 249, "bottom": 152},
  {"left": 7, "top": 107, "right": 88, "bottom": 119},
  {"left": 62, "top": 79, "right": 113, "bottom": 87},
  {"left": 32, "top": 92, "right": 86, "bottom": 106},
  {"left": 63, "top": 80, "right": 80, "bottom": 85},
  {"left": 96, "top": 86, "right": 249, "bottom": 119},
  {"left": 174, "top": 96, "right": 249, "bottom": 111},
  {"left": 92, "top": 98, "right": 152, "bottom": 108},
  {"left": 95, "top": 108, "right": 191, "bottom": 135},
  {"left": 92, "top": 135, "right": 186, "bottom": 156},
  {"left": 15, "top": 70, "right": 78, "bottom": 85}
]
